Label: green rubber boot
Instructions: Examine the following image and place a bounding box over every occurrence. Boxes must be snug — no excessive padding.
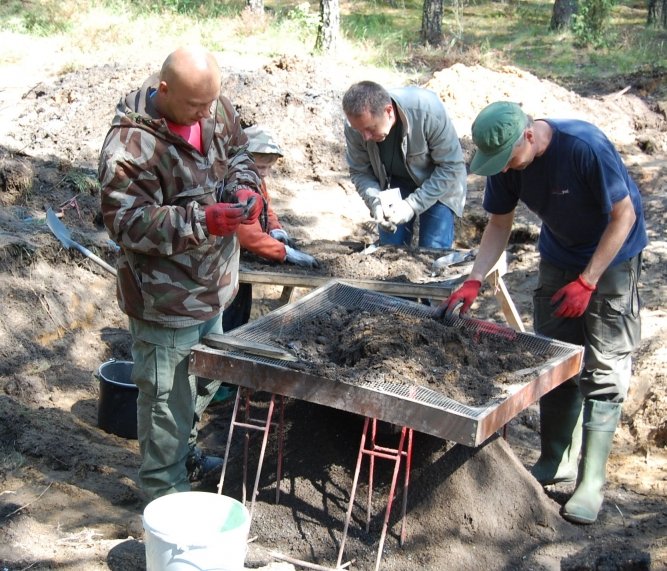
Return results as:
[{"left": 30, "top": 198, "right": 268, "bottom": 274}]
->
[
  {"left": 561, "top": 399, "right": 622, "bottom": 525},
  {"left": 531, "top": 382, "right": 583, "bottom": 485}
]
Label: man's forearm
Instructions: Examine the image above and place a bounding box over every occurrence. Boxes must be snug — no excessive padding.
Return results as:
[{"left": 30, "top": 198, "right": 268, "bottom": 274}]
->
[{"left": 581, "top": 196, "right": 636, "bottom": 285}]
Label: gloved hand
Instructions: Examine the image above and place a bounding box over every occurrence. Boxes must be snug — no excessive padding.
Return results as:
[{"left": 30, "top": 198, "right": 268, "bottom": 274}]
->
[
  {"left": 285, "top": 245, "right": 319, "bottom": 268},
  {"left": 269, "top": 228, "right": 290, "bottom": 244},
  {"left": 437, "top": 279, "right": 482, "bottom": 317},
  {"left": 205, "top": 203, "right": 245, "bottom": 236},
  {"left": 372, "top": 202, "right": 397, "bottom": 233},
  {"left": 387, "top": 199, "right": 415, "bottom": 226},
  {"left": 235, "top": 188, "right": 262, "bottom": 224},
  {"left": 551, "top": 275, "right": 596, "bottom": 318}
]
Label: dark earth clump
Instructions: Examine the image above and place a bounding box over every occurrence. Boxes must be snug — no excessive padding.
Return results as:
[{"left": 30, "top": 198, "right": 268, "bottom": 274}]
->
[{"left": 275, "top": 307, "right": 546, "bottom": 406}]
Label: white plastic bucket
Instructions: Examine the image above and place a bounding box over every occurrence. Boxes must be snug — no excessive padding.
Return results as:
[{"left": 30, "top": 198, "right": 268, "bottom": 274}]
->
[{"left": 143, "top": 491, "right": 250, "bottom": 571}]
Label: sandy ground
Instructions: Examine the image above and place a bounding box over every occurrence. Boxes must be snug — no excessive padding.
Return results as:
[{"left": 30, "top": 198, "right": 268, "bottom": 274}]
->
[{"left": 0, "top": 32, "right": 666, "bottom": 570}]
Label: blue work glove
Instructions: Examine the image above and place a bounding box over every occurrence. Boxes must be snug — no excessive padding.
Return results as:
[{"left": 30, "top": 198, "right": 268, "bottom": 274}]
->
[
  {"left": 269, "top": 228, "right": 290, "bottom": 244},
  {"left": 285, "top": 245, "right": 319, "bottom": 268}
]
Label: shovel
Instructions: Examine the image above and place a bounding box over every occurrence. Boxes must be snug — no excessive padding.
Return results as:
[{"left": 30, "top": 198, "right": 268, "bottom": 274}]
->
[{"left": 46, "top": 208, "right": 117, "bottom": 276}]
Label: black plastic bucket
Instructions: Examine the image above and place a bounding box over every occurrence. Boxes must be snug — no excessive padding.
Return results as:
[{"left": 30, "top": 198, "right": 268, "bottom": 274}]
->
[{"left": 96, "top": 360, "right": 138, "bottom": 440}]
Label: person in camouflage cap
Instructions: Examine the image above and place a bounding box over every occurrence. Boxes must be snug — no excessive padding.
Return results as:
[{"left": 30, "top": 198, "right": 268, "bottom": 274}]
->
[
  {"left": 99, "top": 46, "right": 263, "bottom": 501},
  {"left": 222, "top": 124, "right": 319, "bottom": 331}
]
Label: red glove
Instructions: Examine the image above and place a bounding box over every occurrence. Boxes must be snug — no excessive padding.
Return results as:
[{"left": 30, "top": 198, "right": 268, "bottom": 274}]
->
[
  {"left": 235, "top": 188, "right": 262, "bottom": 225},
  {"left": 438, "top": 279, "right": 482, "bottom": 317},
  {"left": 205, "top": 203, "right": 245, "bottom": 236},
  {"left": 551, "top": 275, "right": 596, "bottom": 318}
]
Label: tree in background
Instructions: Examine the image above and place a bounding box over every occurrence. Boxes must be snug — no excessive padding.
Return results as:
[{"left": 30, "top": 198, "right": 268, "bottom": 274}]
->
[
  {"left": 315, "top": 0, "right": 340, "bottom": 52},
  {"left": 421, "top": 0, "right": 444, "bottom": 45},
  {"left": 570, "top": 0, "right": 615, "bottom": 45},
  {"left": 246, "top": 0, "right": 263, "bottom": 13},
  {"left": 550, "top": 0, "right": 578, "bottom": 29},
  {"left": 647, "top": 0, "right": 667, "bottom": 27}
]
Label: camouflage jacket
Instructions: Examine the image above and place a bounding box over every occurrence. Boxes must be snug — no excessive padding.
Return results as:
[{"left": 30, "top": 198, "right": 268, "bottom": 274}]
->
[{"left": 99, "top": 73, "right": 261, "bottom": 328}]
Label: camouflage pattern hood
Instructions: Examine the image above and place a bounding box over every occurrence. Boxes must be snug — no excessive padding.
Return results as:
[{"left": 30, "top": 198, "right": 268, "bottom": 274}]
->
[{"left": 98, "top": 73, "right": 261, "bottom": 328}]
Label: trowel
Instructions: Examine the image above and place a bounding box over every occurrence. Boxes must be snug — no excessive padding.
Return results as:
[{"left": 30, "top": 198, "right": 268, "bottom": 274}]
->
[
  {"left": 46, "top": 208, "right": 117, "bottom": 276},
  {"left": 431, "top": 248, "right": 477, "bottom": 275}
]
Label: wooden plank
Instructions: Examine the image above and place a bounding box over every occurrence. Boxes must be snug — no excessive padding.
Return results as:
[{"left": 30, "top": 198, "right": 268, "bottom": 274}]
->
[
  {"left": 239, "top": 269, "right": 462, "bottom": 299},
  {"left": 492, "top": 275, "right": 526, "bottom": 332},
  {"left": 239, "top": 250, "right": 526, "bottom": 331}
]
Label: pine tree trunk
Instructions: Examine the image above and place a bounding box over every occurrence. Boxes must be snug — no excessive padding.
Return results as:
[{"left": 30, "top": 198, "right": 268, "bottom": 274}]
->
[
  {"left": 315, "top": 0, "right": 340, "bottom": 53},
  {"left": 550, "top": 0, "right": 578, "bottom": 29},
  {"left": 421, "top": 0, "right": 444, "bottom": 46},
  {"left": 648, "top": 0, "right": 667, "bottom": 26},
  {"left": 246, "top": 0, "right": 264, "bottom": 13}
]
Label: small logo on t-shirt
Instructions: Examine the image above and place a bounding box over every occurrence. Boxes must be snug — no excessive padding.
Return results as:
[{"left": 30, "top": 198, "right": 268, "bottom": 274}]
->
[{"left": 552, "top": 188, "right": 570, "bottom": 195}]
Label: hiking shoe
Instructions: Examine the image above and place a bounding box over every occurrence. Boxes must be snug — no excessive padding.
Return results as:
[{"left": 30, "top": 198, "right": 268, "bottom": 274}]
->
[{"left": 186, "top": 447, "right": 223, "bottom": 483}]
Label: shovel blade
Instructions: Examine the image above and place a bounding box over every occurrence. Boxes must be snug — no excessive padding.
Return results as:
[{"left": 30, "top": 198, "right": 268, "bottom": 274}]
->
[
  {"left": 46, "top": 208, "right": 75, "bottom": 249},
  {"left": 45, "top": 208, "right": 118, "bottom": 276}
]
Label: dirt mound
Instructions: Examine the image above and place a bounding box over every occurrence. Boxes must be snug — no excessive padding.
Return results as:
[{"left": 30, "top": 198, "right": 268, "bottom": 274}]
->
[{"left": 426, "top": 63, "right": 667, "bottom": 153}]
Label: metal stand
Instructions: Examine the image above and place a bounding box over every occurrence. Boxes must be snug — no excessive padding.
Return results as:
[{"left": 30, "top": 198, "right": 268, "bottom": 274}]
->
[
  {"left": 217, "top": 388, "right": 285, "bottom": 521},
  {"left": 337, "top": 418, "right": 414, "bottom": 571}
]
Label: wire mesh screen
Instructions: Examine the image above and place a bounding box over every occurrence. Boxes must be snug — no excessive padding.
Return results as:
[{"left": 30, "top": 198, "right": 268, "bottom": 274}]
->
[{"left": 219, "top": 281, "right": 582, "bottom": 416}]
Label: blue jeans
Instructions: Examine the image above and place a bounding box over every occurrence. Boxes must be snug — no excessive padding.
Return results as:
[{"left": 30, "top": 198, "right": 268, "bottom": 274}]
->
[{"left": 379, "top": 193, "right": 455, "bottom": 249}]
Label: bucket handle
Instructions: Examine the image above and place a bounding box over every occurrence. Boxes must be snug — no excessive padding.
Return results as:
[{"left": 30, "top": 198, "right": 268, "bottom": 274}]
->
[{"left": 95, "top": 358, "right": 117, "bottom": 381}]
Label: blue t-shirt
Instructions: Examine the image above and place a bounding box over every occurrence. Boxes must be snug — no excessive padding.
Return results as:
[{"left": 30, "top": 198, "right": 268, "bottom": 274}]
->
[{"left": 483, "top": 119, "right": 647, "bottom": 270}]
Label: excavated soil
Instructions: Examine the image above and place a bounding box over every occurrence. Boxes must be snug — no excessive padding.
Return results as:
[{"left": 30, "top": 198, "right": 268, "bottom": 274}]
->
[
  {"left": 0, "top": 34, "right": 666, "bottom": 571},
  {"left": 269, "top": 307, "right": 546, "bottom": 406}
]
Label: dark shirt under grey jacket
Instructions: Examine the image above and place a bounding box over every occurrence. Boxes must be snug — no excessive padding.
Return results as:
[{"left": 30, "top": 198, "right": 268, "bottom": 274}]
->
[{"left": 344, "top": 86, "right": 467, "bottom": 218}]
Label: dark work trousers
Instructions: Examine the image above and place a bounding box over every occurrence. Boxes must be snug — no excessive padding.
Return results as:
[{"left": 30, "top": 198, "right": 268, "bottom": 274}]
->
[
  {"left": 222, "top": 283, "right": 253, "bottom": 332},
  {"left": 532, "top": 255, "right": 642, "bottom": 402}
]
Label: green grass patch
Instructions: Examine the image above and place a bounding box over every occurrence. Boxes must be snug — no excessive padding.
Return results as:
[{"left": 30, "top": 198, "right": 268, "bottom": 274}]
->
[{"left": 0, "top": 0, "right": 665, "bottom": 87}]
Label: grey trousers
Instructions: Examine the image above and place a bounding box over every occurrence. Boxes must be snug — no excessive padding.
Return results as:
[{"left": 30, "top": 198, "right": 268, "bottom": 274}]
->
[
  {"left": 533, "top": 255, "right": 641, "bottom": 402},
  {"left": 129, "top": 314, "right": 223, "bottom": 500}
]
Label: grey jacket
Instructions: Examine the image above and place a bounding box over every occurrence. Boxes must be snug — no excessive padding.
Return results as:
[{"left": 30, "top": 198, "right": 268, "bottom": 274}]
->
[{"left": 344, "top": 86, "right": 466, "bottom": 217}]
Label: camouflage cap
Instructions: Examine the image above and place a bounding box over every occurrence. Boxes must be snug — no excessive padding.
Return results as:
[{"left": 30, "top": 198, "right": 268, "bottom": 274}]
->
[{"left": 244, "top": 125, "right": 284, "bottom": 157}]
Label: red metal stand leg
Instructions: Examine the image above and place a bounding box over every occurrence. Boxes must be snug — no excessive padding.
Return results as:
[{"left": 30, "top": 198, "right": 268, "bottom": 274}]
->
[
  {"left": 242, "top": 390, "right": 252, "bottom": 505},
  {"left": 216, "top": 390, "right": 285, "bottom": 522},
  {"left": 373, "top": 426, "right": 407, "bottom": 571},
  {"left": 217, "top": 388, "right": 242, "bottom": 495},
  {"left": 366, "top": 419, "right": 377, "bottom": 533},
  {"left": 336, "top": 417, "right": 370, "bottom": 569},
  {"left": 275, "top": 396, "right": 285, "bottom": 504},
  {"left": 400, "top": 428, "right": 413, "bottom": 546},
  {"left": 338, "top": 418, "right": 414, "bottom": 571},
  {"left": 247, "top": 395, "right": 275, "bottom": 521}
]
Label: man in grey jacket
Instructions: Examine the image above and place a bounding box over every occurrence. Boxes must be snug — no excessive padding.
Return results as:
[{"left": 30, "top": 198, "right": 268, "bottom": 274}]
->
[{"left": 342, "top": 81, "right": 466, "bottom": 249}]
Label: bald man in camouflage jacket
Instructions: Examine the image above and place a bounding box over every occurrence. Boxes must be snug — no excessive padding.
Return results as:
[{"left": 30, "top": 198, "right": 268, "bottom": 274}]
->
[{"left": 99, "top": 46, "right": 262, "bottom": 500}]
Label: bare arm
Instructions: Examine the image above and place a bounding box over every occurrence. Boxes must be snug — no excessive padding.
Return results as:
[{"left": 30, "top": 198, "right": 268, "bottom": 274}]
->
[
  {"left": 580, "top": 195, "right": 636, "bottom": 285},
  {"left": 468, "top": 211, "right": 515, "bottom": 283}
]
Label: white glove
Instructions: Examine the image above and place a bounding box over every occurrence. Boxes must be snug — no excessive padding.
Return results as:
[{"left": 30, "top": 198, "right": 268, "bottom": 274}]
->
[
  {"left": 285, "top": 245, "right": 319, "bottom": 268},
  {"left": 372, "top": 202, "right": 397, "bottom": 233},
  {"left": 387, "top": 199, "right": 415, "bottom": 226},
  {"left": 269, "top": 228, "right": 290, "bottom": 244}
]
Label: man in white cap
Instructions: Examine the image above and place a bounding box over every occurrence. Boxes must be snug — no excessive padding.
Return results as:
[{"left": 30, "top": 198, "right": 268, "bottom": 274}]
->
[{"left": 440, "top": 101, "right": 647, "bottom": 525}]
